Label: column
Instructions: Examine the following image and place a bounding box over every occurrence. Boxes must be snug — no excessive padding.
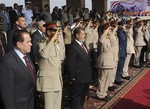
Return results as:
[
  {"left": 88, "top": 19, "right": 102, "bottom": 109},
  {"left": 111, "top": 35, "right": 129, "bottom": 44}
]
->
[
  {"left": 92, "top": 0, "right": 107, "bottom": 13},
  {"left": 66, "top": 0, "right": 85, "bottom": 9}
]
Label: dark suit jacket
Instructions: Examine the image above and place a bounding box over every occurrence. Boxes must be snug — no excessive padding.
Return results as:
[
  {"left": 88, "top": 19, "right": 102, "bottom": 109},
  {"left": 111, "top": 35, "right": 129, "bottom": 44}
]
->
[
  {"left": 0, "top": 50, "right": 35, "bottom": 109},
  {"left": 65, "top": 40, "right": 92, "bottom": 83},
  {"left": 9, "top": 10, "right": 22, "bottom": 28},
  {"left": 7, "top": 27, "right": 20, "bottom": 51},
  {"left": 117, "top": 28, "right": 127, "bottom": 58},
  {"left": 52, "top": 11, "right": 60, "bottom": 21},
  {"left": 33, "top": 11, "right": 43, "bottom": 21},
  {"left": 31, "top": 30, "right": 44, "bottom": 64}
]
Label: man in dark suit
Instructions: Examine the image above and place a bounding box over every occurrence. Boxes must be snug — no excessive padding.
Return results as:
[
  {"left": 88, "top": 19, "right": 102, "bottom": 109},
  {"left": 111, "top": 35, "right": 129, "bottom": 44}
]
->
[
  {"left": 115, "top": 21, "right": 127, "bottom": 85},
  {"left": 32, "top": 6, "right": 43, "bottom": 21},
  {"left": 31, "top": 20, "right": 46, "bottom": 71},
  {"left": 9, "top": 3, "right": 22, "bottom": 28},
  {"left": 65, "top": 27, "right": 92, "bottom": 109},
  {"left": 0, "top": 30, "right": 35, "bottom": 109},
  {"left": 52, "top": 6, "right": 60, "bottom": 21},
  {"left": 7, "top": 16, "right": 26, "bottom": 51}
]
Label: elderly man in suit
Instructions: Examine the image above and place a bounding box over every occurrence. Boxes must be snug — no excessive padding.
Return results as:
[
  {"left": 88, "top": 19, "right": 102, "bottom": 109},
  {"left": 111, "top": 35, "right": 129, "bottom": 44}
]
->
[
  {"left": 0, "top": 30, "right": 35, "bottom": 109},
  {"left": 31, "top": 20, "right": 46, "bottom": 71},
  {"left": 65, "top": 27, "right": 92, "bottom": 109},
  {"left": 36, "top": 21, "right": 63, "bottom": 109}
]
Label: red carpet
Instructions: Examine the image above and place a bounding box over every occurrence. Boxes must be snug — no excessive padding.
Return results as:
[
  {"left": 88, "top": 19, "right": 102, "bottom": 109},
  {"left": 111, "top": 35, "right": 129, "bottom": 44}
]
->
[{"left": 112, "top": 70, "right": 150, "bottom": 109}]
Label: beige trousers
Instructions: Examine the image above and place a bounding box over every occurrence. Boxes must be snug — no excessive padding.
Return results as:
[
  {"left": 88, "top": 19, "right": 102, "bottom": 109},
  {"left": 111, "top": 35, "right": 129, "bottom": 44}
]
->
[
  {"left": 44, "top": 90, "right": 62, "bottom": 109},
  {"left": 110, "top": 61, "right": 118, "bottom": 86},
  {"left": 134, "top": 47, "right": 142, "bottom": 66},
  {"left": 122, "top": 54, "right": 132, "bottom": 77},
  {"left": 96, "top": 68, "right": 112, "bottom": 98}
]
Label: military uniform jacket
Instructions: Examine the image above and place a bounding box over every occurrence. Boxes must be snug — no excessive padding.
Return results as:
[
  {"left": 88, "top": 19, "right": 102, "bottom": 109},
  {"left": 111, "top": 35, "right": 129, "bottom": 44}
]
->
[
  {"left": 36, "top": 37, "right": 63, "bottom": 92},
  {"left": 63, "top": 27, "right": 72, "bottom": 45},
  {"left": 96, "top": 33, "right": 114, "bottom": 69},
  {"left": 125, "top": 28, "right": 135, "bottom": 54},
  {"left": 134, "top": 27, "right": 146, "bottom": 47},
  {"left": 85, "top": 27, "right": 95, "bottom": 50},
  {"left": 110, "top": 29, "right": 119, "bottom": 62}
]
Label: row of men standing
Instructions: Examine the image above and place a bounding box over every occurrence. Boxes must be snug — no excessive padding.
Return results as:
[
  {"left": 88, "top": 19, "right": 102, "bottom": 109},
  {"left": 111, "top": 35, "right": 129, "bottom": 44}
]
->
[
  {"left": 95, "top": 18, "right": 150, "bottom": 101},
  {"left": 0, "top": 9, "right": 150, "bottom": 109},
  {"left": 0, "top": 11, "right": 92, "bottom": 109}
]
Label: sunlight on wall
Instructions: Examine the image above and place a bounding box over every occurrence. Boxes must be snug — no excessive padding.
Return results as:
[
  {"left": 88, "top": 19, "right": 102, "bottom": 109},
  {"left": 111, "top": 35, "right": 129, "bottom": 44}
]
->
[
  {"left": 50, "top": 0, "right": 66, "bottom": 13},
  {"left": 85, "top": 0, "right": 92, "bottom": 10},
  {"left": 1, "top": 0, "right": 25, "bottom": 7}
]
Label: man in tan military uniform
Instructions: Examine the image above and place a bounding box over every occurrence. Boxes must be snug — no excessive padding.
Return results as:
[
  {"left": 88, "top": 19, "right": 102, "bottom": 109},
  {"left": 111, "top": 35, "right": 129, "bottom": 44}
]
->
[
  {"left": 134, "top": 20, "right": 146, "bottom": 67},
  {"left": 36, "top": 21, "right": 63, "bottom": 109},
  {"left": 95, "top": 23, "right": 113, "bottom": 101},
  {"left": 109, "top": 21, "right": 119, "bottom": 90},
  {"left": 122, "top": 20, "right": 135, "bottom": 79}
]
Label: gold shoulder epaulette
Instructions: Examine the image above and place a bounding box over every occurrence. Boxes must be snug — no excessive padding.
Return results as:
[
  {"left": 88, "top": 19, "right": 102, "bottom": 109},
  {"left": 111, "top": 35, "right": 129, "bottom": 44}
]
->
[{"left": 38, "top": 37, "right": 47, "bottom": 43}]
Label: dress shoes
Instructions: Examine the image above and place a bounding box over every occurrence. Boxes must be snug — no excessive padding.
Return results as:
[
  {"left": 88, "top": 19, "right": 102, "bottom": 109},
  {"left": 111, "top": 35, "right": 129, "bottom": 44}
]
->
[
  {"left": 92, "top": 94, "right": 111, "bottom": 101},
  {"left": 122, "top": 76, "right": 130, "bottom": 80},
  {"left": 108, "top": 86, "right": 116, "bottom": 91},
  {"left": 114, "top": 80, "right": 123, "bottom": 85},
  {"left": 133, "top": 65, "right": 142, "bottom": 68},
  {"left": 100, "top": 96, "right": 111, "bottom": 102},
  {"left": 120, "top": 80, "right": 124, "bottom": 83}
]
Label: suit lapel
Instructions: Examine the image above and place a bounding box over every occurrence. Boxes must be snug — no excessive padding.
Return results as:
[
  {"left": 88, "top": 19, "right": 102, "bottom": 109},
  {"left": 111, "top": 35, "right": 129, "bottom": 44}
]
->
[
  {"left": 35, "top": 30, "right": 44, "bottom": 40},
  {"left": 12, "top": 51, "right": 35, "bottom": 83},
  {"left": 73, "top": 40, "right": 90, "bottom": 60}
]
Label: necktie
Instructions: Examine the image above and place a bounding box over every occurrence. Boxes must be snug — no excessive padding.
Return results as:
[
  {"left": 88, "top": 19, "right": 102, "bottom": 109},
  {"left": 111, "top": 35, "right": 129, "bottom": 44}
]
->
[
  {"left": 81, "top": 44, "right": 92, "bottom": 61},
  {"left": 23, "top": 56, "right": 35, "bottom": 79},
  {"left": 81, "top": 44, "right": 88, "bottom": 54}
]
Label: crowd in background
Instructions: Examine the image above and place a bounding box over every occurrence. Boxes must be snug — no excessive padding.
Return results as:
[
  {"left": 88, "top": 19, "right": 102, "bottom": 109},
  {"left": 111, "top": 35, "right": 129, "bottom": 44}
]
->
[{"left": 0, "top": 2, "right": 150, "bottom": 109}]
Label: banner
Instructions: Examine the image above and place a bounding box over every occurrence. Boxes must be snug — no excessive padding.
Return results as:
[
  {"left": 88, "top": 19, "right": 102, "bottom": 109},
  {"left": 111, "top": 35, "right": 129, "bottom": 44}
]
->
[{"left": 109, "top": 0, "right": 150, "bottom": 15}]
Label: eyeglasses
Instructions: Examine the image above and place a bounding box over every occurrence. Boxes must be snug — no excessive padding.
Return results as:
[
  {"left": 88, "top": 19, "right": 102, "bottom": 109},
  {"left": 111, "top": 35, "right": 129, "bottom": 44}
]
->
[{"left": 51, "top": 28, "right": 61, "bottom": 33}]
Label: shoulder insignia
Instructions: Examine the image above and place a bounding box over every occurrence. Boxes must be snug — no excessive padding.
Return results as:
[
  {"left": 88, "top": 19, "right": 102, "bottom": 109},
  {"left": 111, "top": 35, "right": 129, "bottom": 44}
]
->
[{"left": 38, "top": 37, "right": 47, "bottom": 43}]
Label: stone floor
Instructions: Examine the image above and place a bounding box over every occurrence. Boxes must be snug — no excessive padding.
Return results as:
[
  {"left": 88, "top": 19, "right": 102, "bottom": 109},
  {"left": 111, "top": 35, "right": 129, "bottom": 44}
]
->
[{"left": 63, "top": 64, "right": 148, "bottom": 109}]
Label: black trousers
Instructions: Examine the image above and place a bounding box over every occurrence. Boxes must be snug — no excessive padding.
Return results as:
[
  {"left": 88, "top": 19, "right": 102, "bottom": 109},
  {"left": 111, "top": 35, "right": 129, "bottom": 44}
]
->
[
  {"left": 140, "top": 45, "right": 148, "bottom": 65},
  {"left": 71, "top": 82, "right": 89, "bottom": 109},
  {"left": 0, "top": 97, "right": 4, "bottom": 109}
]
